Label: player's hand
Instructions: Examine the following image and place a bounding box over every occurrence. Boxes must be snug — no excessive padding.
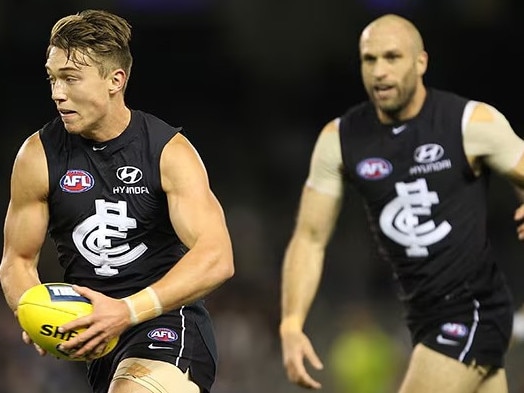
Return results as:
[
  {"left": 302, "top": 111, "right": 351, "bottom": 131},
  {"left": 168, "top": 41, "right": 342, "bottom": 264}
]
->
[
  {"left": 22, "top": 330, "right": 47, "bottom": 356},
  {"left": 57, "top": 285, "right": 129, "bottom": 360},
  {"left": 514, "top": 204, "right": 524, "bottom": 240},
  {"left": 16, "top": 309, "right": 47, "bottom": 356},
  {"left": 280, "top": 327, "right": 324, "bottom": 389}
]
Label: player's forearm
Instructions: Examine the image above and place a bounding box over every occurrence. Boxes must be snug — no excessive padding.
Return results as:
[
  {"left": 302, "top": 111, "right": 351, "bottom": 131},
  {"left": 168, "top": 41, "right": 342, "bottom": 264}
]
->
[
  {"left": 122, "top": 241, "right": 234, "bottom": 324},
  {"left": 0, "top": 257, "right": 40, "bottom": 312},
  {"left": 280, "top": 236, "right": 325, "bottom": 332},
  {"left": 158, "top": 247, "right": 234, "bottom": 307}
]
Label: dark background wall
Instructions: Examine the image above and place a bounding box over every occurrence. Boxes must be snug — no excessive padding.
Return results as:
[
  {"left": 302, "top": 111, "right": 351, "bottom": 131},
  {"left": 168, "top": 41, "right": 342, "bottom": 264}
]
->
[{"left": 2, "top": 1, "right": 524, "bottom": 392}]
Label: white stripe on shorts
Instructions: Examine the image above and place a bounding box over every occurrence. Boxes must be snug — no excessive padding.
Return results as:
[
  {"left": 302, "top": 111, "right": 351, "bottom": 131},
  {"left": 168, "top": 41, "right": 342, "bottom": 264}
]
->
[{"left": 459, "top": 299, "right": 480, "bottom": 362}]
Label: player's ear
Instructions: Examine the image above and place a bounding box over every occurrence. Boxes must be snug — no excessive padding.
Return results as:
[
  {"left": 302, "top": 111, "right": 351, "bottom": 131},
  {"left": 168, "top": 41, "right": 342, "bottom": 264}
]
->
[
  {"left": 416, "top": 51, "right": 428, "bottom": 77},
  {"left": 109, "top": 69, "right": 127, "bottom": 94}
]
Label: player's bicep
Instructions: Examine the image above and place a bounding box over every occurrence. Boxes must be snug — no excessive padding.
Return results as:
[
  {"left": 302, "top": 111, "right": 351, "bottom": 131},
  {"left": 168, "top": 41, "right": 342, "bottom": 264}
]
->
[
  {"left": 294, "top": 119, "right": 344, "bottom": 246},
  {"left": 3, "top": 133, "right": 49, "bottom": 262},
  {"left": 161, "top": 134, "right": 229, "bottom": 249},
  {"left": 305, "top": 119, "right": 345, "bottom": 197}
]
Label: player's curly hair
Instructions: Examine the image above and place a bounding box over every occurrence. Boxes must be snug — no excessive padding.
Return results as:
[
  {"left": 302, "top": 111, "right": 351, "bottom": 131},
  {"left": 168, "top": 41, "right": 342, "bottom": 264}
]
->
[{"left": 47, "top": 9, "right": 133, "bottom": 91}]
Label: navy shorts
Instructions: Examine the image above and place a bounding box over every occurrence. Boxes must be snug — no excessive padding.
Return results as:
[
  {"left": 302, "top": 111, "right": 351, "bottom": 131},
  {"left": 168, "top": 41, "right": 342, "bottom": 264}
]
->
[
  {"left": 406, "top": 283, "right": 513, "bottom": 369},
  {"left": 87, "top": 303, "right": 217, "bottom": 393}
]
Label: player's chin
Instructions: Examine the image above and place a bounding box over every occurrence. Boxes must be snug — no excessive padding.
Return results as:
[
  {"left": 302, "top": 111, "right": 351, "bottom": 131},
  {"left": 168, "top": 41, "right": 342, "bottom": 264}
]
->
[
  {"left": 62, "top": 124, "right": 83, "bottom": 135},
  {"left": 60, "top": 118, "right": 85, "bottom": 135}
]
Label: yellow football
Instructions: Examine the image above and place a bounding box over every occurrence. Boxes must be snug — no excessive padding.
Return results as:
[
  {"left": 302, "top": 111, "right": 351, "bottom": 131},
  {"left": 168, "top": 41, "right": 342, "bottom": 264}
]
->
[{"left": 17, "top": 283, "right": 118, "bottom": 361}]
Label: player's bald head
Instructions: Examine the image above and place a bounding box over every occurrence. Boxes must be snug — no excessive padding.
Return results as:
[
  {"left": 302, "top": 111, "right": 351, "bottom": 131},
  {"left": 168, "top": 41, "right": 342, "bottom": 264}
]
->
[{"left": 360, "top": 14, "right": 424, "bottom": 55}]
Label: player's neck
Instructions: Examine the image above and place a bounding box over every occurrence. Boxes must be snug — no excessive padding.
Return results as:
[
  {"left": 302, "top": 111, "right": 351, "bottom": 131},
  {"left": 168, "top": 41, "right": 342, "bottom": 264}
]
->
[{"left": 82, "top": 105, "right": 131, "bottom": 143}]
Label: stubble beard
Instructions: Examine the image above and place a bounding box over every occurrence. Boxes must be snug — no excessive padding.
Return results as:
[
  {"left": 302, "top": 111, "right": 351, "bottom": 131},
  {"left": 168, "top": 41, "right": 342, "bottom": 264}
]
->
[{"left": 375, "top": 84, "right": 417, "bottom": 120}]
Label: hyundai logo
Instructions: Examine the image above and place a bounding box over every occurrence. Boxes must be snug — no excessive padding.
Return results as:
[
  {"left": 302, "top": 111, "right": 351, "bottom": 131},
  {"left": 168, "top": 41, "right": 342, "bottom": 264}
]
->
[
  {"left": 116, "top": 166, "right": 143, "bottom": 184},
  {"left": 414, "top": 144, "right": 444, "bottom": 164}
]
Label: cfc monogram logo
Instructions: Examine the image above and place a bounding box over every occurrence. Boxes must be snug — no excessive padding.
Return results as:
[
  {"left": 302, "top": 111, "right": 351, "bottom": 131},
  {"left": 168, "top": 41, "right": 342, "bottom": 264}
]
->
[
  {"left": 379, "top": 179, "right": 451, "bottom": 257},
  {"left": 72, "top": 199, "right": 148, "bottom": 276}
]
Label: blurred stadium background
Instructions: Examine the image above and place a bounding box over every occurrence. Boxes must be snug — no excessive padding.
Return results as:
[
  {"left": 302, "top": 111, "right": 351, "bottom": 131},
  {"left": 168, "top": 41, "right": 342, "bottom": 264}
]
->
[{"left": 2, "top": 0, "right": 524, "bottom": 392}]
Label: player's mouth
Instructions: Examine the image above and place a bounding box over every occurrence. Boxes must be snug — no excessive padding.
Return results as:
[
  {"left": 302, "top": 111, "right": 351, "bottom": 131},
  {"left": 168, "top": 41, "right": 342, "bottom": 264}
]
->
[
  {"left": 373, "top": 85, "right": 395, "bottom": 100},
  {"left": 58, "top": 109, "right": 78, "bottom": 119}
]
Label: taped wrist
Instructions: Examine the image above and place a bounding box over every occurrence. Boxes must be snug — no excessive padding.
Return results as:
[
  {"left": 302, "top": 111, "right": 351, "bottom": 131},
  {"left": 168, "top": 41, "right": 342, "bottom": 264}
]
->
[{"left": 122, "top": 287, "right": 163, "bottom": 325}]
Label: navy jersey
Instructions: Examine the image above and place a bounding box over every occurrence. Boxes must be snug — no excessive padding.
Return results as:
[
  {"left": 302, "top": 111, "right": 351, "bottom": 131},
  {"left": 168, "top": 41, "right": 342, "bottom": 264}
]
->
[
  {"left": 40, "top": 110, "right": 187, "bottom": 299},
  {"left": 339, "top": 88, "right": 508, "bottom": 311},
  {"left": 40, "top": 110, "right": 220, "bottom": 390}
]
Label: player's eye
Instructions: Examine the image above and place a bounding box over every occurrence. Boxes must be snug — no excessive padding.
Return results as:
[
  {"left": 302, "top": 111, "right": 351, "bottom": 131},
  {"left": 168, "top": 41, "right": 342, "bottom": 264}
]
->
[{"left": 385, "top": 53, "right": 401, "bottom": 62}]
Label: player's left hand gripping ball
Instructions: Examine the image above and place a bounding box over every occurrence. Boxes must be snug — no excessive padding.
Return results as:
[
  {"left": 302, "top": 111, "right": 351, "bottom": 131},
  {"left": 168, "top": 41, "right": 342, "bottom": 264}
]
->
[{"left": 17, "top": 283, "right": 118, "bottom": 361}]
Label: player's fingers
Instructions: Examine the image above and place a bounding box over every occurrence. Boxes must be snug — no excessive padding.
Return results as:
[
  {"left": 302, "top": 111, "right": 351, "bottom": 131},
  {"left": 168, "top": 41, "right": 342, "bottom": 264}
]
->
[
  {"left": 22, "top": 330, "right": 32, "bottom": 344},
  {"left": 297, "top": 345, "right": 323, "bottom": 388},
  {"left": 58, "top": 333, "right": 91, "bottom": 353},
  {"left": 34, "top": 342, "right": 47, "bottom": 356},
  {"left": 304, "top": 343, "right": 324, "bottom": 371},
  {"left": 21, "top": 330, "right": 46, "bottom": 355},
  {"left": 60, "top": 325, "right": 109, "bottom": 357},
  {"left": 58, "top": 314, "right": 91, "bottom": 333},
  {"left": 283, "top": 351, "right": 322, "bottom": 389},
  {"left": 85, "top": 341, "right": 111, "bottom": 360},
  {"left": 59, "top": 336, "right": 96, "bottom": 358},
  {"left": 517, "top": 222, "right": 524, "bottom": 240},
  {"left": 299, "top": 375, "right": 322, "bottom": 389},
  {"left": 288, "top": 361, "right": 322, "bottom": 390},
  {"left": 515, "top": 204, "right": 524, "bottom": 240},
  {"left": 515, "top": 205, "right": 524, "bottom": 221},
  {"left": 71, "top": 284, "right": 94, "bottom": 299},
  {"left": 282, "top": 331, "right": 323, "bottom": 388}
]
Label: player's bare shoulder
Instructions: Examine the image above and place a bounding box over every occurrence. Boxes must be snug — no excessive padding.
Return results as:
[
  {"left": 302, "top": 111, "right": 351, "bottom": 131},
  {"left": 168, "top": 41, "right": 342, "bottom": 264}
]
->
[
  {"left": 306, "top": 118, "right": 344, "bottom": 197},
  {"left": 15, "top": 131, "right": 46, "bottom": 166},
  {"left": 160, "top": 132, "right": 209, "bottom": 193},
  {"left": 467, "top": 101, "right": 498, "bottom": 123},
  {"left": 161, "top": 133, "right": 202, "bottom": 165},
  {"left": 322, "top": 118, "right": 341, "bottom": 135},
  {"left": 11, "top": 131, "right": 49, "bottom": 197},
  {"left": 314, "top": 118, "right": 342, "bottom": 157},
  {"left": 313, "top": 118, "right": 342, "bottom": 161},
  {"left": 463, "top": 101, "right": 524, "bottom": 175}
]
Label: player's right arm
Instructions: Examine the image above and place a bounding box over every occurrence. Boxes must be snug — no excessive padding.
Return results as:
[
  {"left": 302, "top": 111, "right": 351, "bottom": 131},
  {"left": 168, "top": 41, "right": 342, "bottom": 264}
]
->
[
  {"left": 280, "top": 119, "right": 345, "bottom": 389},
  {"left": 0, "top": 132, "right": 49, "bottom": 312}
]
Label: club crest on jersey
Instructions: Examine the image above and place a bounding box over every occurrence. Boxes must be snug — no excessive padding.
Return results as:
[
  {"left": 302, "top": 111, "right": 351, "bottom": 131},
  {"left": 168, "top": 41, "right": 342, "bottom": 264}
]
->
[
  {"left": 356, "top": 158, "right": 393, "bottom": 180},
  {"left": 60, "top": 170, "right": 94, "bottom": 193}
]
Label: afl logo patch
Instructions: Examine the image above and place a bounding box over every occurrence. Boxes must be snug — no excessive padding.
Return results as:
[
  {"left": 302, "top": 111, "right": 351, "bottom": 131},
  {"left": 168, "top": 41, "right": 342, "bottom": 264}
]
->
[
  {"left": 441, "top": 322, "right": 468, "bottom": 338},
  {"left": 356, "top": 158, "right": 393, "bottom": 180},
  {"left": 147, "top": 328, "right": 178, "bottom": 342},
  {"left": 60, "top": 170, "right": 94, "bottom": 193}
]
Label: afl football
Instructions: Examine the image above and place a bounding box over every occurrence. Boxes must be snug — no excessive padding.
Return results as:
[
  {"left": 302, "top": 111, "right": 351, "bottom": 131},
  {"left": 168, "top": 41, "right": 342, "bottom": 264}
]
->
[{"left": 17, "top": 283, "right": 118, "bottom": 361}]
